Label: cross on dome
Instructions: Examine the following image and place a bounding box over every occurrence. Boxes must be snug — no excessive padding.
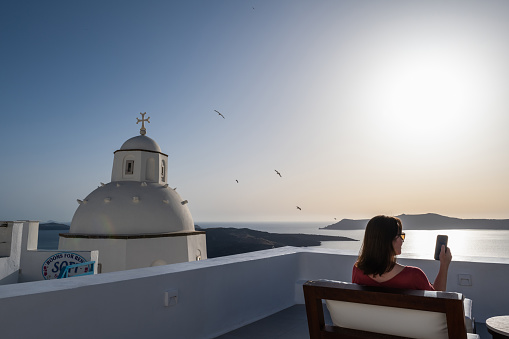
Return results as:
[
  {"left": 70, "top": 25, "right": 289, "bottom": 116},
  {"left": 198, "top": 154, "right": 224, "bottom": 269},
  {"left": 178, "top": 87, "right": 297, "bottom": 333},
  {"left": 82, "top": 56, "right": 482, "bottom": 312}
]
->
[{"left": 136, "top": 112, "right": 150, "bottom": 135}]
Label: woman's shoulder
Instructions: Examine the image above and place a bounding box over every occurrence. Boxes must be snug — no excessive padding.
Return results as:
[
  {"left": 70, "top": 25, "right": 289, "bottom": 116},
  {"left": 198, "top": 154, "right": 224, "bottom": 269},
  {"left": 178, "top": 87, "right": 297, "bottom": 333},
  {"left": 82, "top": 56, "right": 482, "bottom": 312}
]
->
[
  {"left": 400, "top": 266, "right": 434, "bottom": 290},
  {"left": 401, "top": 266, "right": 427, "bottom": 275},
  {"left": 352, "top": 263, "right": 362, "bottom": 278}
]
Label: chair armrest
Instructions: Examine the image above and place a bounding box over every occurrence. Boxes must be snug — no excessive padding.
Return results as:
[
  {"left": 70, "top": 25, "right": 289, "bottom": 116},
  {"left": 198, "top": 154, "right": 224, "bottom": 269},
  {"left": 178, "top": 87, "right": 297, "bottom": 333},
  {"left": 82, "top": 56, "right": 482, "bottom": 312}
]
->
[{"left": 464, "top": 298, "right": 474, "bottom": 333}]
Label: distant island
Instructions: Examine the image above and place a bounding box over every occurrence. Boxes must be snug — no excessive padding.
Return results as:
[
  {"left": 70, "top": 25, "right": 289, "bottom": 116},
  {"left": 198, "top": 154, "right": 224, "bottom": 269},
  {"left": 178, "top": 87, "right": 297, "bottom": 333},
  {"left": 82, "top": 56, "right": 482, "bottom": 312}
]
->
[
  {"left": 39, "top": 222, "right": 71, "bottom": 231},
  {"left": 321, "top": 213, "right": 509, "bottom": 230}
]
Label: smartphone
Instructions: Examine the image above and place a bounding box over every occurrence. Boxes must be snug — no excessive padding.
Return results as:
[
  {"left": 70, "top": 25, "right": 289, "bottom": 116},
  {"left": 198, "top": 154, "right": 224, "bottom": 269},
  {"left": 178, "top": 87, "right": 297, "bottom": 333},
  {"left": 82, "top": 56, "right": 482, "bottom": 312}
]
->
[{"left": 434, "top": 235, "right": 448, "bottom": 260}]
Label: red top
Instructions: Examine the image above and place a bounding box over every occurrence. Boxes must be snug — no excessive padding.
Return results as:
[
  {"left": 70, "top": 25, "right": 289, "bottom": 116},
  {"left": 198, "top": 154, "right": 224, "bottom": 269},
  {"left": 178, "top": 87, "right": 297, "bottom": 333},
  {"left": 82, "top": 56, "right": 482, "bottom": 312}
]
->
[{"left": 352, "top": 265, "right": 435, "bottom": 291}]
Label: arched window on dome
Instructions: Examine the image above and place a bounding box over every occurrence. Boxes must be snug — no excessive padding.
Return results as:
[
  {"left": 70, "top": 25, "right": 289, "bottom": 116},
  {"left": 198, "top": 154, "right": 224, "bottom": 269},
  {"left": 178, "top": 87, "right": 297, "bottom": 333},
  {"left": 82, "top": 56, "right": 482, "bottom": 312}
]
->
[
  {"left": 123, "top": 155, "right": 136, "bottom": 178},
  {"left": 161, "top": 160, "right": 166, "bottom": 182},
  {"left": 125, "top": 160, "right": 134, "bottom": 175}
]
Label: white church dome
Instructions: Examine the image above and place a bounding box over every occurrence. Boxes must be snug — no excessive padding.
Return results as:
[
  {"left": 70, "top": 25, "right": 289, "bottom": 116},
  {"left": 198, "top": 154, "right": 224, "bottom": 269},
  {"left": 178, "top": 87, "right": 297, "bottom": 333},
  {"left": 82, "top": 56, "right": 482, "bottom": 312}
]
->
[
  {"left": 70, "top": 181, "right": 194, "bottom": 235},
  {"left": 70, "top": 112, "right": 194, "bottom": 236},
  {"left": 120, "top": 135, "right": 161, "bottom": 153}
]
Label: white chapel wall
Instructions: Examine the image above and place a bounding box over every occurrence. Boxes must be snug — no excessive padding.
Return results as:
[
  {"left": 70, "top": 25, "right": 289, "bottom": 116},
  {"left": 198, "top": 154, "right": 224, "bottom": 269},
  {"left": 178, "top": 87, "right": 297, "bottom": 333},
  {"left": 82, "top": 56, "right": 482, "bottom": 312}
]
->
[
  {"left": 187, "top": 233, "right": 207, "bottom": 261},
  {"left": 145, "top": 157, "right": 156, "bottom": 181},
  {"left": 124, "top": 236, "right": 194, "bottom": 270}
]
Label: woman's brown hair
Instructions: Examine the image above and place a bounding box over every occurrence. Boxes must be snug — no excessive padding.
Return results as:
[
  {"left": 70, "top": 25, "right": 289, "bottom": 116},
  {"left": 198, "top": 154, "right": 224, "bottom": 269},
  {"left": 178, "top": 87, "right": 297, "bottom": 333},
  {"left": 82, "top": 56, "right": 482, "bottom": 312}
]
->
[{"left": 356, "top": 215, "right": 402, "bottom": 277}]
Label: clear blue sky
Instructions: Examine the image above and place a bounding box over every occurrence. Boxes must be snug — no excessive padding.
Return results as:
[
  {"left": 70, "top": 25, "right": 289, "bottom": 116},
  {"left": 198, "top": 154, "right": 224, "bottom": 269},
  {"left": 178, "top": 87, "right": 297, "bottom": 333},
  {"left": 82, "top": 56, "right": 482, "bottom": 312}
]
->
[{"left": 1, "top": 0, "right": 508, "bottom": 223}]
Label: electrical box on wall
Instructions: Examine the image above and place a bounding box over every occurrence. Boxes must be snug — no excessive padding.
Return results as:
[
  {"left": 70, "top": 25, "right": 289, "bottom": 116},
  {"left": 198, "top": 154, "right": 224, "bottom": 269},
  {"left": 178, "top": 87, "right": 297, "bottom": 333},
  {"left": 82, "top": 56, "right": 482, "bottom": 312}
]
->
[
  {"left": 458, "top": 274, "right": 472, "bottom": 286},
  {"left": 164, "top": 288, "right": 178, "bottom": 307}
]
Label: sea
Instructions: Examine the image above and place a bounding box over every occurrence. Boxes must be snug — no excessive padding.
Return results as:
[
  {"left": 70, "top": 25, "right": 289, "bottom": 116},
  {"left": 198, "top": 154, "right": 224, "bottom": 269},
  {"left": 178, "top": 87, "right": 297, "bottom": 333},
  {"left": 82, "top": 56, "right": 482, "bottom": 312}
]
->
[{"left": 38, "top": 221, "right": 509, "bottom": 260}]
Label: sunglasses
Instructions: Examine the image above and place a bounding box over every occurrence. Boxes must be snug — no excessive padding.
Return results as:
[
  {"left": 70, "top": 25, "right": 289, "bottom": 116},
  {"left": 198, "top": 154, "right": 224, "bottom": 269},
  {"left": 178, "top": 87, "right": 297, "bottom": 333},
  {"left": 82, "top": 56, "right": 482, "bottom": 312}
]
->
[{"left": 397, "top": 232, "right": 406, "bottom": 240}]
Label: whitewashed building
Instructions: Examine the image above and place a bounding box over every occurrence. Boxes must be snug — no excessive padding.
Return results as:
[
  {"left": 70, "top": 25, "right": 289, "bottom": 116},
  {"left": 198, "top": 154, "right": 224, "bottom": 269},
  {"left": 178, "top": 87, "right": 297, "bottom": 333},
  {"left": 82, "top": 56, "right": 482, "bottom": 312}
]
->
[{"left": 59, "top": 113, "right": 207, "bottom": 273}]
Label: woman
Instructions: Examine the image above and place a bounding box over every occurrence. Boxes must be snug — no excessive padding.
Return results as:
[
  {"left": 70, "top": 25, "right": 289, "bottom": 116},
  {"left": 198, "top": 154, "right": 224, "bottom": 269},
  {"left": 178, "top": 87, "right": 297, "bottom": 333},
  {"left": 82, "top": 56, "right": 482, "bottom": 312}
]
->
[{"left": 352, "top": 215, "right": 452, "bottom": 291}]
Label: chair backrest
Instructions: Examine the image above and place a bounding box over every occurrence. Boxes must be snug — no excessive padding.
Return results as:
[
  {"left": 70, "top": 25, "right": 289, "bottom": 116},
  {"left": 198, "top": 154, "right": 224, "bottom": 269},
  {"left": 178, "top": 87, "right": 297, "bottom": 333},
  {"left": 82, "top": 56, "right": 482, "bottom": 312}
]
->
[{"left": 303, "top": 279, "right": 468, "bottom": 339}]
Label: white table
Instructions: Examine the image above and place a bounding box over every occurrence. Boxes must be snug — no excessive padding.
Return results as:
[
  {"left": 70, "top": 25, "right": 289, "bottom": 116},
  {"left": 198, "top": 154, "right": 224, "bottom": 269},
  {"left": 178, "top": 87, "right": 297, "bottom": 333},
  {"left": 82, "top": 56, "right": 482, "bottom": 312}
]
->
[{"left": 487, "top": 316, "right": 509, "bottom": 339}]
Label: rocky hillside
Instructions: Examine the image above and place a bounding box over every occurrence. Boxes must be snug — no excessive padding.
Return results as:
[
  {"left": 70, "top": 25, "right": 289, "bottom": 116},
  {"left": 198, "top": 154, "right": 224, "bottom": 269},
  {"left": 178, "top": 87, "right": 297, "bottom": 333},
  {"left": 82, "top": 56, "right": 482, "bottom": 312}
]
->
[{"left": 198, "top": 226, "right": 356, "bottom": 258}]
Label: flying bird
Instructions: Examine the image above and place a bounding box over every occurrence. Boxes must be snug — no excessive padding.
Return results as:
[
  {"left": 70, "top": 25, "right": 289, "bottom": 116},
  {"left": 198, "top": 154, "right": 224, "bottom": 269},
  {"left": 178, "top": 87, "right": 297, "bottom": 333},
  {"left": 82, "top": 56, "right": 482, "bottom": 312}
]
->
[
  {"left": 214, "top": 110, "right": 225, "bottom": 119},
  {"left": 296, "top": 206, "right": 302, "bottom": 211},
  {"left": 275, "top": 170, "right": 282, "bottom": 177},
  {"left": 235, "top": 179, "right": 239, "bottom": 183}
]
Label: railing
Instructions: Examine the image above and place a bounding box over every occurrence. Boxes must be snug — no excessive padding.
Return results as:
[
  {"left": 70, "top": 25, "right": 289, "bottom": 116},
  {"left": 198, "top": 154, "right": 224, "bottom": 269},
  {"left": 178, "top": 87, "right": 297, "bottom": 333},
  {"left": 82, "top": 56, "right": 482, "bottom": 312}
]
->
[{"left": 57, "top": 261, "right": 95, "bottom": 279}]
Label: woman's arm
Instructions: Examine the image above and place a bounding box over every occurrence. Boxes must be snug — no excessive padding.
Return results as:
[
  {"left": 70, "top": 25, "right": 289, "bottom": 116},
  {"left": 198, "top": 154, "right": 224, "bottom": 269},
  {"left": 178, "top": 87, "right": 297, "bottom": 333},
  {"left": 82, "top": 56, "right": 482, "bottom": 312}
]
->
[{"left": 432, "top": 245, "right": 452, "bottom": 291}]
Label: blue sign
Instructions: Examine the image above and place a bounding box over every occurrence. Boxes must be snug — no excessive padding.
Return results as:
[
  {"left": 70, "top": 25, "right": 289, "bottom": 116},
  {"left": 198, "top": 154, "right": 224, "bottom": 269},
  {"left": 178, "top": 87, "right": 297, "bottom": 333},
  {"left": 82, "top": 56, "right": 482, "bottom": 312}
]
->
[{"left": 42, "top": 252, "right": 88, "bottom": 280}]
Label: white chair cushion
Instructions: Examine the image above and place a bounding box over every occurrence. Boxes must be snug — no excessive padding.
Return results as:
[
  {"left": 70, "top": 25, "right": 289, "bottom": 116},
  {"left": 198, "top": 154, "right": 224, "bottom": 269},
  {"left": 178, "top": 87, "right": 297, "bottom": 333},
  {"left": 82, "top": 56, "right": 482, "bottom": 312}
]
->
[
  {"left": 326, "top": 300, "right": 449, "bottom": 339},
  {"left": 325, "top": 296, "right": 474, "bottom": 338}
]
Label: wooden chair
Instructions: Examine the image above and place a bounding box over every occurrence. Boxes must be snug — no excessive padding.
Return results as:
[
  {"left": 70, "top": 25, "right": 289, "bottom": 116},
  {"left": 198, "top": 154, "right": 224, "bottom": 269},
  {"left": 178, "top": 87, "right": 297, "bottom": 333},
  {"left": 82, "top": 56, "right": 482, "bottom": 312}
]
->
[{"left": 303, "top": 279, "right": 479, "bottom": 339}]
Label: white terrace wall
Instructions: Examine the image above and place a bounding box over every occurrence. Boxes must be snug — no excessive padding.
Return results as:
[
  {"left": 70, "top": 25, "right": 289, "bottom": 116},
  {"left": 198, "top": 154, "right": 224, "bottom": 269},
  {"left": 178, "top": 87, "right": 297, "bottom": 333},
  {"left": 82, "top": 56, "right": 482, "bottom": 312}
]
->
[
  {"left": 0, "top": 247, "right": 508, "bottom": 339},
  {"left": 0, "top": 247, "right": 302, "bottom": 339},
  {"left": 0, "top": 221, "right": 41, "bottom": 284},
  {"left": 0, "top": 222, "right": 23, "bottom": 285}
]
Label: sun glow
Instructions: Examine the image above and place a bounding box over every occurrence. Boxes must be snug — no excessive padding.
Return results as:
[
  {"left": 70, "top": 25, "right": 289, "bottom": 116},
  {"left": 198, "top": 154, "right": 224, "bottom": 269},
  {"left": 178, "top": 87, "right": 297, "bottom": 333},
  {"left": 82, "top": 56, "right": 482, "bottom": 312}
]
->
[{"left": 353, "top": 37, "right": 492, "bottom": 150}]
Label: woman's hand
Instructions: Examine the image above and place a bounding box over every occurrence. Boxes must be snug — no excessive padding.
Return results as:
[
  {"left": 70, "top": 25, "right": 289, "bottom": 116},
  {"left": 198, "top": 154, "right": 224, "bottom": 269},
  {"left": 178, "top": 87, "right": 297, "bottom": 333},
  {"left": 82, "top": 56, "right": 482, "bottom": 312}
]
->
[
  {"left": 439, "top": 245, "right": 452, "bottom": 267},
  {"left": 433, "top": 245, "right": 452, "bottom": 291}
]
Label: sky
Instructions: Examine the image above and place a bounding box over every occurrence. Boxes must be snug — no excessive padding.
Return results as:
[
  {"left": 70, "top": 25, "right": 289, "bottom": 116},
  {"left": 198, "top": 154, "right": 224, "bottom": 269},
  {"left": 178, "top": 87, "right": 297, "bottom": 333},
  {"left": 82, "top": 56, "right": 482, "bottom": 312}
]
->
[{"left": 1, "top": 0, "right": 508, "bottom": 223}]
